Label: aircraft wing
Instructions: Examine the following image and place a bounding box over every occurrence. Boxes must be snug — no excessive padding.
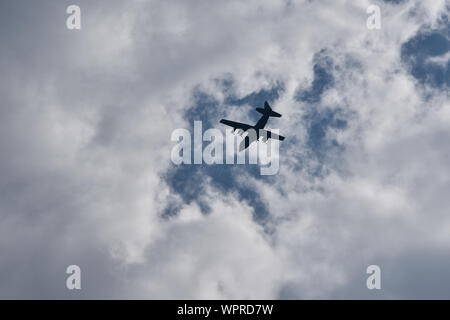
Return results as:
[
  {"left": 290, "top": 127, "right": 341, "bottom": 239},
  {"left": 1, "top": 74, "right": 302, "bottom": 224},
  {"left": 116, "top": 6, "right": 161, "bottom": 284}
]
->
[
  {"left": 260, "top": 129, "right": 285, "bottom": 141},
  {"left": 219, "top": 119, "right": 253, "bottom": 131}
]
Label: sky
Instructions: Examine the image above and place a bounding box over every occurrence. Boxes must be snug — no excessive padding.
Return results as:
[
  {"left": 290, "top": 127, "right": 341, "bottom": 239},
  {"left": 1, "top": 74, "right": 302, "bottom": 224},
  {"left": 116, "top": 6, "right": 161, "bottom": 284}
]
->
[{"left": 0, "top": 0, "right": 449, "bottom": 299}]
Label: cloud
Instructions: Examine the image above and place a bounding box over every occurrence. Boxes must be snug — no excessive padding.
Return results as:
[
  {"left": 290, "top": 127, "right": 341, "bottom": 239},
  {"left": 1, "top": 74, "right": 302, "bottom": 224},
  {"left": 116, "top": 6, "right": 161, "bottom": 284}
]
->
[{"left": 0, "top": 0, "right": 449, "bottom": 299}]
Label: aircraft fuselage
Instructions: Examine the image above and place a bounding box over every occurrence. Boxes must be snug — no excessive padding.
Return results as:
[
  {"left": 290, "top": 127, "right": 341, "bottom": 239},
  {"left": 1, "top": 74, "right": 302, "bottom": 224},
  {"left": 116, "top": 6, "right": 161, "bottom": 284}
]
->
[
  {"left": 254, "top": 114, "right": 270, "bottom": 131},
  {"left": 239, "top": 114, "right": 269, "bottom": 151}
]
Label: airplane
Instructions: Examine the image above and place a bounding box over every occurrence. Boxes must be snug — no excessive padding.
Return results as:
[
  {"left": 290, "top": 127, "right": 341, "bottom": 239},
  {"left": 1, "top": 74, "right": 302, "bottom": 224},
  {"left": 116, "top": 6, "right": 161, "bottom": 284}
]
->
[{"left": 220, "top": 101, "right": 285, "bottom": 151}]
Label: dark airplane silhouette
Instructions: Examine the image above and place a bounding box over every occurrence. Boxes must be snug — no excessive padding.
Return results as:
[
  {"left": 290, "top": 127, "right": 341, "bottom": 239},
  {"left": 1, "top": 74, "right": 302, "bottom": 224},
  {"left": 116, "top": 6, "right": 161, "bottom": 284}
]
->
[{"left": 220, "top": 101, "right": 285, "bottom": 151}]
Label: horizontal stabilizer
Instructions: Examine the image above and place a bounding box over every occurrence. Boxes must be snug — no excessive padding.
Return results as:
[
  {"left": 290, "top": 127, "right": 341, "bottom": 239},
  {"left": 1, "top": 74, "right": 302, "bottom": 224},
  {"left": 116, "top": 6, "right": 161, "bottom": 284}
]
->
[
  {"left": 260, "top": 129, "right": 285, "bottom": 141},
  {"left": 256, "top": 101, "right": 282, "bottom": 117}
]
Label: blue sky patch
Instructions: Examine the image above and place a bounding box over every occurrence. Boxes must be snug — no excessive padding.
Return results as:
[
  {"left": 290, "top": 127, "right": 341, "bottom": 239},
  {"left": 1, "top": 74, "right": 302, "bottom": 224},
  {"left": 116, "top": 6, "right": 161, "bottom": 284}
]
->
[
  {"left": 401, "top": 15, "right": 449, "bottom": 88},
  {"left": 293, "top": 49, "right": 349, "bottom": 176},
  {"left": 295, "top": 49, "right": 335, "bottom": 104},
  {"left": 163, "top": 80, "right": 283, "bottom": 224}
]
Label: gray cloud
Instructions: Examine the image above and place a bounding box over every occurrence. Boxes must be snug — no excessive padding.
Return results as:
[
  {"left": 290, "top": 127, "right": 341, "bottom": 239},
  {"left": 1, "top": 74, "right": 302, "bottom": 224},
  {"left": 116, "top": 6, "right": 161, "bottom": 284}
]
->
[{"left": 0, "top": 0, "right": 449, "bottom": 299}]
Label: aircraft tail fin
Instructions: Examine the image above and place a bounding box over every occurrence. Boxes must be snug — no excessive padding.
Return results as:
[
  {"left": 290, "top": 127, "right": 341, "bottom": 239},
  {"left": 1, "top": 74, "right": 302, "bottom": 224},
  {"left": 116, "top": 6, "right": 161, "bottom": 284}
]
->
[{"left": 256, "top": 101, "right": 282, "bottom": 117}]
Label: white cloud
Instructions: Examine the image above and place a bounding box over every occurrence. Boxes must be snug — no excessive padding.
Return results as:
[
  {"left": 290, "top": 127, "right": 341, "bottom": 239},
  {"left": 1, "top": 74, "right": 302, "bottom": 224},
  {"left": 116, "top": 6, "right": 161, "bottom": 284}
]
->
[{"left": 0, "top": 0, "right": 448, "bottom": 298}]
